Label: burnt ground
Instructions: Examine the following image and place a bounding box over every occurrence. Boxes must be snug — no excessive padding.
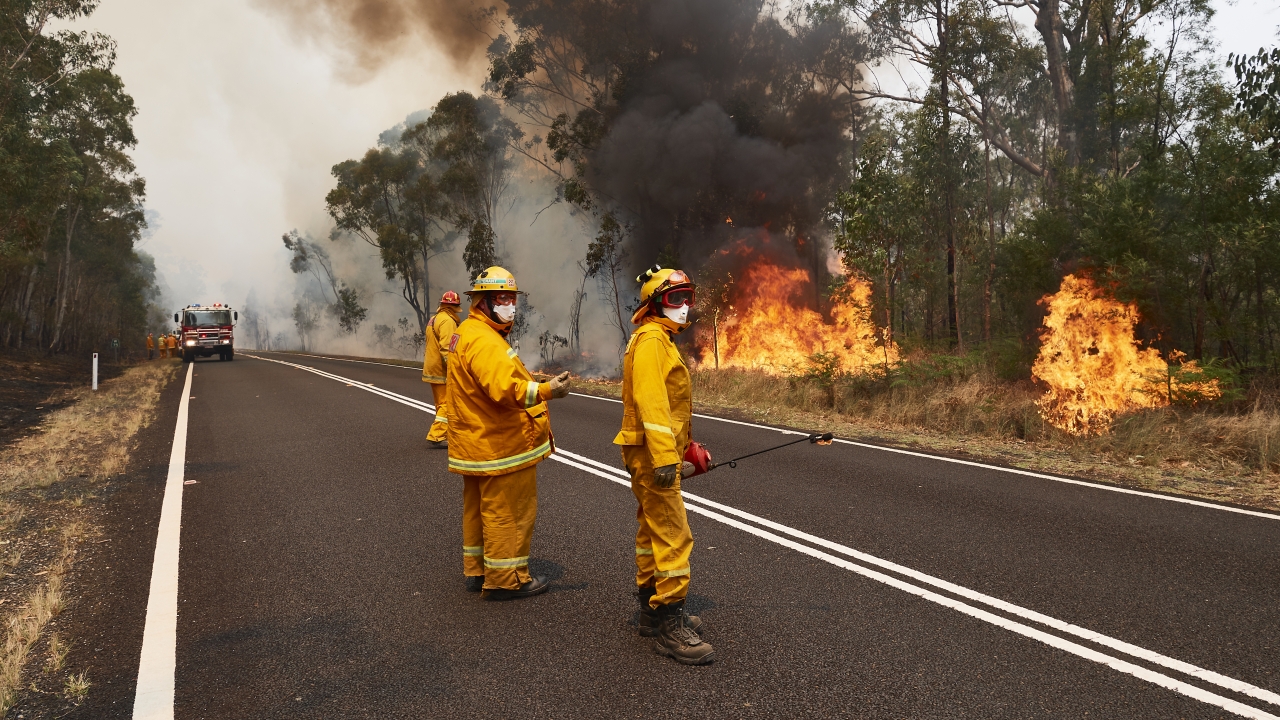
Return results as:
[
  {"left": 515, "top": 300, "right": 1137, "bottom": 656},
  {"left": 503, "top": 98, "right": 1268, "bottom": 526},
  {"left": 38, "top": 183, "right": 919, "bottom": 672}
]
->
[
  {"left": 1, "top": 362, "right": 183, "bottom": 719},
  {"left": 0, "top": 351, "right": 128, "bottom": 451}
]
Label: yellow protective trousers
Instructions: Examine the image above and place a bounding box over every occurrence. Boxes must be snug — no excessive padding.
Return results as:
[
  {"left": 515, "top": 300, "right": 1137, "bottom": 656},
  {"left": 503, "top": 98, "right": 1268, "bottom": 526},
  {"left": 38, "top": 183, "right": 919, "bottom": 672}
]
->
[
  {"left": 623, "top": 445, "right": 692, "bottom": 609},
  {"left": 427, "top": 383, "right": 448, "bottom": 443},
  {"left": 462, "top": 477, "right": 483, "bottom": 577},
  {"left": 462, "top": 465, "right": 538, "bottom": 590}
]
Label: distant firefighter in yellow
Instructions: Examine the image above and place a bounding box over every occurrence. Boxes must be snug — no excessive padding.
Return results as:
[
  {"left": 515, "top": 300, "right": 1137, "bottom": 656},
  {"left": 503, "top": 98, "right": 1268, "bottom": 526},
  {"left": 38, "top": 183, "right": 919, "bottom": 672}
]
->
[
  {"left": 615, "top": 264, "right": 714, "bottom": 665},
  {"left": 447, "top": 267, "right": 572, "bottom": 598},
  {"left": 422, "top": 290, "right": 462, "bottom": 448}
]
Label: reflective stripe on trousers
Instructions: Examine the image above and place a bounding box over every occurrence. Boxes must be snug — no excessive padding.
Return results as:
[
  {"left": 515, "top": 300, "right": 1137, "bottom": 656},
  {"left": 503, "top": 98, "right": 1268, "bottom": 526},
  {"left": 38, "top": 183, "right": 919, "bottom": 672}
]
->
[
  {"left": 463, "top": 464, "right": 538, "bottom": 590},
  {"left": 623, "top": 445, "right": 693, "bottom": 609}
]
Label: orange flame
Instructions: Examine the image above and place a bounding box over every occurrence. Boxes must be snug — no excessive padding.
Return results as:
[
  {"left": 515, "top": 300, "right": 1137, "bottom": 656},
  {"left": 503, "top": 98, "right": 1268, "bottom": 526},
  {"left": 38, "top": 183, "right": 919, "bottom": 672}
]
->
[
  {"left": 1032, "top": 274, "right": 1221, "bottom": 435},
  {"left": 700, "top": 261, "right": 897, "bottom": 375}
]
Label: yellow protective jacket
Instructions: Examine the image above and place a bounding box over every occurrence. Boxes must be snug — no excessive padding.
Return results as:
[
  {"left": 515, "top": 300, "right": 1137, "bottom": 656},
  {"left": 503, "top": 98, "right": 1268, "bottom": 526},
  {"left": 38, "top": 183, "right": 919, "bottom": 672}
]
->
[
  {"left": 446, "top": 308, "right": 554, "bottom": 476},
  {"left": 146, "top": 335, "right": 154, "bottom": 350},
  {"left": 422, "top": 307, "right": 459, "bottom": 384},
  {"left": 613, "top": 318, "right": 692, "bottom": 468}
]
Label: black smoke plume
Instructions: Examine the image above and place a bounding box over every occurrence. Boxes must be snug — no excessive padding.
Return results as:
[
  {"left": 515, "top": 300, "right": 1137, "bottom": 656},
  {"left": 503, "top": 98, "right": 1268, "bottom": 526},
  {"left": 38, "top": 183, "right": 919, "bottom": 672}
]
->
[{"left": 489, "top": 0, "right": 868, "bottom": 278}]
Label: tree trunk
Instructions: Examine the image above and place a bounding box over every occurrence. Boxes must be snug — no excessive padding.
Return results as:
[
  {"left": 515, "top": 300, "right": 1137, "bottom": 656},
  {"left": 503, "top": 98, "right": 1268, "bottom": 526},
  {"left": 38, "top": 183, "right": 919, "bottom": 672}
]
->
[
  {"left": 983, "top": 125, "right": 997, "bottom": 344},
  {"left": 1034, "top": 0, "right": 1076, "bottom": 172},
  {"left": 48, "top": 204, "right": 81, "bottom": 352},
  {"left": 937, "top": 0, "right": 959, "bottom": 351}
]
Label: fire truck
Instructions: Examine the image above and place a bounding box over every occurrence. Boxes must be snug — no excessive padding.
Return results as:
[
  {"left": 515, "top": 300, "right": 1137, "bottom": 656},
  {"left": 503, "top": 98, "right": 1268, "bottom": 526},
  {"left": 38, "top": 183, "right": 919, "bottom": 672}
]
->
[{"left": 173, "top": 303, "right": 238, "bottom": 362}]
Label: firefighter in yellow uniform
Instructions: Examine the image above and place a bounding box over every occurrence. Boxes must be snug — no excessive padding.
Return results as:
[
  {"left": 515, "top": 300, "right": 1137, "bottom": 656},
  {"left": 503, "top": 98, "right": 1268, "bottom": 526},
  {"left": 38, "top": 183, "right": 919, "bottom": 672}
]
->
[
  {"left": 447, "top": 267, "right": 572, "bottom": 598},
  {"left": 146, "top": 333, "right": 155, "bottom": 360},
  {"left": 157, "top": 333, "right": 168, "bottom": 359},
  {"left": 422, "top": 291, "right": 462, "bottom": 448},
  {"left": 614, "top": 265, "right": 714, "bottom": 665},
  {"left": 166, "top": 333, "right": 178, "bottom": 359}
]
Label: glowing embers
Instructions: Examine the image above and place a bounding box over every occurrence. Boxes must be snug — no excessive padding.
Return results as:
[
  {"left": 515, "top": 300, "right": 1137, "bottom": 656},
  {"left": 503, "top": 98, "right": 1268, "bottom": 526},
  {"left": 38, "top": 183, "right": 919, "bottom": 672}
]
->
[
  {"left": 700, "top": 261, "right": 897, "bottom": 375},
  {"left": 1032, "top": 274, "right": 1221, "bottom": 436}
]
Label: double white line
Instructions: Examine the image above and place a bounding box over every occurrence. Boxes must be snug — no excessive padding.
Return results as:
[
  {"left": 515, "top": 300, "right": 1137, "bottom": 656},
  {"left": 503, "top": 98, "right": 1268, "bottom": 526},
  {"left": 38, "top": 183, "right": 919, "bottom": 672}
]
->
[{"left": 243, "top": 353, "right": 1280, "bottom": 719}]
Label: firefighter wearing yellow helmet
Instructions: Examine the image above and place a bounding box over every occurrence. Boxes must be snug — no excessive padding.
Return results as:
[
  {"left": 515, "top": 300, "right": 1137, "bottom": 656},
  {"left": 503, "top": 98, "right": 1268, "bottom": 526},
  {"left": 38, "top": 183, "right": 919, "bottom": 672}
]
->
[
  {"left": 422, "top": 290, "right": 462, "bottom": 448},
  {"left": 447, "top": 267, "right": 572, "bottom": 598},
  {"left": 614, "top": 264, "right": 714, "bottom": 665}
]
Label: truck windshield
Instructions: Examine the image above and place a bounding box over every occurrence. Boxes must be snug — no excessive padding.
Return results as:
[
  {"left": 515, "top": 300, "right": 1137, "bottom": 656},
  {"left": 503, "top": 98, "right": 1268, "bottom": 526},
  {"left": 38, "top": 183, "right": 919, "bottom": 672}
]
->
[{"left": 184, "top": 310, "right": 232, "bottom": 326}]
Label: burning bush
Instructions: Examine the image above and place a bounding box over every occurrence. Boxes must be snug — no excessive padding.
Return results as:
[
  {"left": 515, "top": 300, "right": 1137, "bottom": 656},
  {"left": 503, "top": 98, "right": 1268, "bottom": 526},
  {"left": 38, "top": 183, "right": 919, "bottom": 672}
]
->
[
  {"left": 697, "top": 260, "right": 897, "bottom": 376},
  {"left": 1032, "top": 275, "right": 1222, "bottom": 436}
]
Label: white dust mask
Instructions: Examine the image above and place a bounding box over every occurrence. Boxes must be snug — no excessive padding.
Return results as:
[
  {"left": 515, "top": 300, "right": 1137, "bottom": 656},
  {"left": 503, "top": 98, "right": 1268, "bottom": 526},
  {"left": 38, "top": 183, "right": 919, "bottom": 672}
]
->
[
  {"left": 663, "top": 303, "right": 690, "bottom": 325},
  {"left": 493, "top": 302, "right": 517, "bottom": 324}
]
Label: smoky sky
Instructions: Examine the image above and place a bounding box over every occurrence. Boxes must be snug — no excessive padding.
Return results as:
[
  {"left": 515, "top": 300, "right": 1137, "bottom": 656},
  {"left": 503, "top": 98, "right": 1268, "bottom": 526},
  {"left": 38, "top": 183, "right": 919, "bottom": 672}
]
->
[{"left": 257, "top": 0, "right": 494, "bottom": 73}]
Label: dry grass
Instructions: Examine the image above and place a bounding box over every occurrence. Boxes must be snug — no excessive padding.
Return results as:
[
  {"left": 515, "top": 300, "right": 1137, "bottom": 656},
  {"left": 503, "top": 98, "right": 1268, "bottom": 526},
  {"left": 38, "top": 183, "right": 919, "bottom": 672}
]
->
[
  {"left": 565, "top": 366, "right": 1280, "bottom": 512},
  {"left": 0, "top": 360, "right": 177, "bottom": 713},
  {"left": 63, "top": 671, "right": 90, "bottom": 704},
  {"left": 0, "top": 361, "right": 177, "bottom": 493},
  {"left": 44, "top": 632, "right": 69, "bottom": 674},
  {"left": 0, "top": 523, "right": 81, "bottom": 713}
]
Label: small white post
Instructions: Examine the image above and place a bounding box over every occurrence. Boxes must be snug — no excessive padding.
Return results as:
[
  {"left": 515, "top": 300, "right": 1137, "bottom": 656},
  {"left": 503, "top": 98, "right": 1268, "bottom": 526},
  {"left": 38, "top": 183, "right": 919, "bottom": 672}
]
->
[{"left": 92, "top": 353, "right": 98, "bottom": 391}]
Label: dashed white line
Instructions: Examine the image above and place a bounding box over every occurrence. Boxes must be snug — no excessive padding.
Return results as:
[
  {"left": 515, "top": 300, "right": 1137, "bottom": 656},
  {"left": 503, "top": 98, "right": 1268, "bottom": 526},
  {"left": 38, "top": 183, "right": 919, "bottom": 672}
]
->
[{"left": 255, "top": 355, "right": 1280, "bottom": 719}]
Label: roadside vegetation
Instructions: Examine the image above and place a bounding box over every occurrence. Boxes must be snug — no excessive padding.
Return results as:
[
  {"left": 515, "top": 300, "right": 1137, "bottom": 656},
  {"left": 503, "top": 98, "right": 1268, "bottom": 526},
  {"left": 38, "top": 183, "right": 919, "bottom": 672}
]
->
[
  {"left": 567, "top": 357, "right": 1280, "bottom": 512},
  {"left": 0, "top": 360, "right": 176, "bottom": 714}
]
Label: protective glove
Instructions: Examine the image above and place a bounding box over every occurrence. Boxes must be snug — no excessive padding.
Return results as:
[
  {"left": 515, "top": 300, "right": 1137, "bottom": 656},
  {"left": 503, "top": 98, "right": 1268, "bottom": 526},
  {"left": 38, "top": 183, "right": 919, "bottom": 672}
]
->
[
  {"left": 548, "top": 371, "right": 572, "bottom": 399},
  {"left": 653, "top": 463, "right": 680, "bottom": 488}
]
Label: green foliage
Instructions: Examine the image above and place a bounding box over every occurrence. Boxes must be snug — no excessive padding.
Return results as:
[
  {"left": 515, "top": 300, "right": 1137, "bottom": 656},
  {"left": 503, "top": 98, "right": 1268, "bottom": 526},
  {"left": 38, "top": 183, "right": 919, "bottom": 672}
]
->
[
  {"left": 0, "top": 0, "right": 152, "bottom": 354},
  {"left": 327, "top": 91, "right": 518, "bottom": 333},
  {"left": 1230, "top": 47, "right": 1280, "bottom": 154}
]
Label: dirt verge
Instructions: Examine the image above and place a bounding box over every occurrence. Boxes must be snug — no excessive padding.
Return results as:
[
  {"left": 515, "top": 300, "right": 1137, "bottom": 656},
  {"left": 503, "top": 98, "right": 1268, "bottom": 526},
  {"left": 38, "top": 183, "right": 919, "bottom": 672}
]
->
[{"left": 0, "top": 359, "right": 181, "bottom": 717}]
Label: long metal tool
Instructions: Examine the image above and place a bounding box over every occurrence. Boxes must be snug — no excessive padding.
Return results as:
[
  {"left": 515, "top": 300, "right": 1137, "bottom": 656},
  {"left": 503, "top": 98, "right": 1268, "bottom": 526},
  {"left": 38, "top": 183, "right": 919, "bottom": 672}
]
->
[{"left": 707, "top": 432, "right": 834, "bottom": 471}]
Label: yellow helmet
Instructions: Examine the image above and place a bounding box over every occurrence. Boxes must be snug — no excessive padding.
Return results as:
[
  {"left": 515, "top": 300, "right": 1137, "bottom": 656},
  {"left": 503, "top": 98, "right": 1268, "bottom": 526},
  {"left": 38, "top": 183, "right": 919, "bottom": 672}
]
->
[
  {"left": 465, "top": 266, "right": 521, "bottom": 295},
  {"left": 631, "top": 264, "right": 694, "bottom": 324}
]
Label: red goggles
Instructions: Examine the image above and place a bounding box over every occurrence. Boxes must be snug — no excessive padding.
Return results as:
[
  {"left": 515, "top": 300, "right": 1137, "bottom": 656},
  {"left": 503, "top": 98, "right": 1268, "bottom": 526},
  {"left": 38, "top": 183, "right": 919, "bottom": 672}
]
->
[{"left": 659, "top": 287, "right": 695, "bottom": 309}]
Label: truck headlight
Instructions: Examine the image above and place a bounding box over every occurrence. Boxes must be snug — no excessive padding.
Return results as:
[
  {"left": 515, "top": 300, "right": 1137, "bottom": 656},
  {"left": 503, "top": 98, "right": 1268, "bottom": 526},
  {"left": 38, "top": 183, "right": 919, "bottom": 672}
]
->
[
  {"left": 185, "top": 340, "right": 195, "bottom": 346},
  {"left": 221, "top": 339, "right": 230, "bottom": 344}
]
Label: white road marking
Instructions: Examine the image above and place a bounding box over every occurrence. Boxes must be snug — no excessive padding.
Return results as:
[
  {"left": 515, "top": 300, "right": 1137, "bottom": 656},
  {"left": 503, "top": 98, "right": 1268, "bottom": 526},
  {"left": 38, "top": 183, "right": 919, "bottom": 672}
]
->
[
  {"left": 569, "top": 392, "right": 1280, "bottom": 521},
  {"left": 556, "top": 447, "right": 1280, "bottom": 710},
  {"left": 255, "top": 354, "right": 1280, "bottom": 718},
  {"left": 132, "top": 362, "right": 194, "bottom": 720},
  {"left": 257, "top": 353, "right": 1279, "bottom": 523}
]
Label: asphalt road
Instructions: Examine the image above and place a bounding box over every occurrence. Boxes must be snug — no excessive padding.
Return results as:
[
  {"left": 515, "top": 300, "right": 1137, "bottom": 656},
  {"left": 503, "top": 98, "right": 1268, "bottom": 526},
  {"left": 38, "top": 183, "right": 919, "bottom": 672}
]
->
[{"left": 124, "top": 350, "right": 1280, "bottom": 718}]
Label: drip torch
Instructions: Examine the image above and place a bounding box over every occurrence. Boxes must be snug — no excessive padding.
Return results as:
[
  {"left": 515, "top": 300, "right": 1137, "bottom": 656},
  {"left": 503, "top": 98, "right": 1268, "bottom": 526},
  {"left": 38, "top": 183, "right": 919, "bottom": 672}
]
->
[{"left": 682, "top": 433, "right": 834, "bottom": 478}]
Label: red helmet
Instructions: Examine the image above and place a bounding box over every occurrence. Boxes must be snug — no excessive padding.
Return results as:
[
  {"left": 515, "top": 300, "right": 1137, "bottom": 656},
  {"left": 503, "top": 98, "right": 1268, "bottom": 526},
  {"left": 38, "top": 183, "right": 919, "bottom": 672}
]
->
[{"left": 439, "top": 291, "right": 461, "bottom": 306}]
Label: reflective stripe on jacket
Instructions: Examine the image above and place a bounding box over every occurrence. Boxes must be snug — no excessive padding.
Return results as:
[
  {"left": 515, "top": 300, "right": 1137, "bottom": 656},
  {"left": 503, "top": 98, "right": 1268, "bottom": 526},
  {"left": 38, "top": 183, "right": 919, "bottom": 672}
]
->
[
  {"left": 421, "top": 307, "right": 459, "bottom": 384},
  {"left": 446, "top": 308, "right": 553, "bottom": 476},
  {"left": 612, "top": 318, "right": 692, "bottom": 467}
]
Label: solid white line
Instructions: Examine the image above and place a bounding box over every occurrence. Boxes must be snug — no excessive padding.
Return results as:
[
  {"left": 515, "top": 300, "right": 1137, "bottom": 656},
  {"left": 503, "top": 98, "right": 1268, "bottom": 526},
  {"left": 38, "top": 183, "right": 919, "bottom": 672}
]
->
[
  {"left": 552, "top": 448, "right": 1280, "bottom": 706},
  {"left": 549, "top": 449, "right": 1280, "bottom": 716},
  {"left": 132, "top": 362, "right": 194, "bottom": 720},
  {"left": 252, "top": 350, "right": 421, "bottom": 371},
  {"left": 257, "top": 353, "right": 1280, "bottom": 717},
  {"left": 244, "top": 354, "right": 436, "bottom": 413},
  {"left": 570, "top": 393, "right": 1280, "bottom": 521}
]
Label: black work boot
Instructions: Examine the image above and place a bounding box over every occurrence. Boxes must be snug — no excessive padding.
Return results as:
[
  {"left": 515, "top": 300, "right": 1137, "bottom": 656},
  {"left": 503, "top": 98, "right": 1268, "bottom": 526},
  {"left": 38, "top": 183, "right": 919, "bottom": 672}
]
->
[
  {"left": 652, "top": 601, "right": 715, "bottom": 665},
  {"left": 482, "top": 575, "right": 549, "bottom": 601},
  {"left": 464, "top": 575, "right": 484, "bottom": 593},
  {"left": 636, "top": 587, "right": 702, "bottom": 637}
]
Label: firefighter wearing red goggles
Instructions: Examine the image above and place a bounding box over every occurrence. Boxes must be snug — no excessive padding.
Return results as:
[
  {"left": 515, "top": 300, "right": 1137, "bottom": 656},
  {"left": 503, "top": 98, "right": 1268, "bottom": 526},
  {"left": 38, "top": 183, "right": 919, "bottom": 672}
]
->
[{"left": 614, "top": 264, "right": 714, "bottom": 665}]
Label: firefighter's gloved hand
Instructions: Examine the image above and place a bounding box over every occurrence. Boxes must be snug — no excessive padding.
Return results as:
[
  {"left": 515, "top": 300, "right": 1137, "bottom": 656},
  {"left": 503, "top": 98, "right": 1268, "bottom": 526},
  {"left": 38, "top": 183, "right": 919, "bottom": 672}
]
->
[
  {"left": 653, "top": 464, "right": 680, "bottom": 488},
  {"left": 549, "top": 371, "right": 572, "bottom": 399}
]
